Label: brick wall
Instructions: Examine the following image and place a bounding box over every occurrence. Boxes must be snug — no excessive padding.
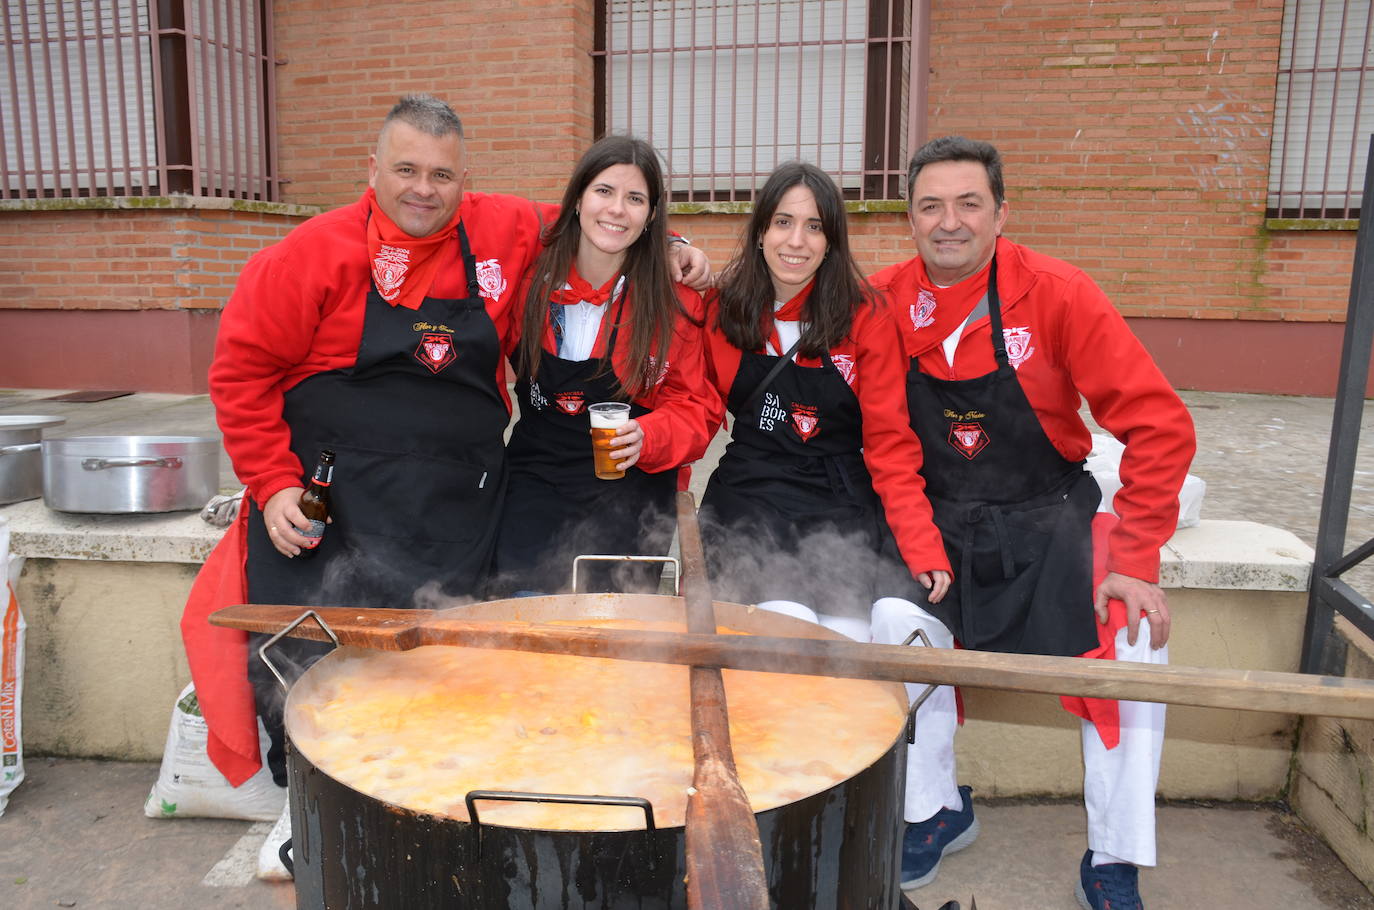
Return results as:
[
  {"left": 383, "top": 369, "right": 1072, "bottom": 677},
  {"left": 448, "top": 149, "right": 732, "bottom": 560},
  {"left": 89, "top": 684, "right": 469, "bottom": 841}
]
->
[
  {"left": 271, "top": 0, "right": 595, "bottom": 208},
  {"left": 1, "top": 0, "right": 1363, "bottom": 393},
  {"left": 915, "top": 0, "right": 1330, "bottom": 320},
  {"left": 0, "top": 207, "right": 300, "bottom": 312},
  {"left": 1262, "top": 230, "right": 1362, "bottom": 321},
  {"left": 0, "top": 205, "right": 304, "bottom": 392},
  {"left": 615, "top": 0, "right": 1360, "bottom": 330}
]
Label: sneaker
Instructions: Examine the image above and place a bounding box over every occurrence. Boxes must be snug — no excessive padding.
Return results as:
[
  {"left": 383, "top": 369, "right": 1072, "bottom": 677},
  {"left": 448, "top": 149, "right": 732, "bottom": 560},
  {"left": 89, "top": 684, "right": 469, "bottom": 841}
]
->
[
  {"left": 1075, "top": 850, "right": 1143, "bottom": 910},
  {"left": 900, "top": 785, "right": 980, "bottom": 889}
]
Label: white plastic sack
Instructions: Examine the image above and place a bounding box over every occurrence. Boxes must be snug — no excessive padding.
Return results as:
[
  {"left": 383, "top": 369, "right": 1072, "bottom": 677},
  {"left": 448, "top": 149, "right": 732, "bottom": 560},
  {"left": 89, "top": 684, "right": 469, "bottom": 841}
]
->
[
  {"left": 0, "top": 517, "right": 25, "bottom": 817},
  {"left": 144, "top": 683, "right": 285, "bottom": 821},
  {"left": 1086, "top": 433, "right": 1206, "bottom": 529}
]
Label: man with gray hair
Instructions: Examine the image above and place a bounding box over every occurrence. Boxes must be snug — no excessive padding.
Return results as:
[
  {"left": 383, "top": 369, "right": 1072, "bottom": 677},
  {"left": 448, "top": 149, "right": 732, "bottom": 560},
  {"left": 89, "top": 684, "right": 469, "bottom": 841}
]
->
[{"left": 870, "top": 135, "right": 1196, "bottom": 909}]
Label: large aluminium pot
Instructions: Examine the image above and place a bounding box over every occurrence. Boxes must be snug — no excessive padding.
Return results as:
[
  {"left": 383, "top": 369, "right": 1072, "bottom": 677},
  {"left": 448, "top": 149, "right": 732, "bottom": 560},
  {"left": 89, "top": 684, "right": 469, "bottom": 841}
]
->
[
  {"left": 0, "top": 416, "right": 66, "bottom": 505},
  {"left": 42, "top": 435, "right": 219, "bottom": 513},
  {"left": 281, "top": 593, "right": 910, "bottom": 910}
]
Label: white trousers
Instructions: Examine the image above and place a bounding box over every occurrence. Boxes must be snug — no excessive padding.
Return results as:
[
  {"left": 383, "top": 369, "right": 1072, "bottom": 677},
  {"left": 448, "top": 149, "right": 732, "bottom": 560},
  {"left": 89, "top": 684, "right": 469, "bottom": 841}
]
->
[
  {"left": 756, "top": 599, "right": 871, "bottom": 643},
  {"left": 870, "top": 597, "right": 1166, "bottom": 867}
]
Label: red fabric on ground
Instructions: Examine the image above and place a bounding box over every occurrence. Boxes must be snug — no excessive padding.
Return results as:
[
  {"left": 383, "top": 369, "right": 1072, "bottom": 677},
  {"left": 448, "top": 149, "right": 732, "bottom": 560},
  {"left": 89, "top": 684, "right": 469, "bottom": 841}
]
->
[
  {"left": 178, "top": 504, "right": 259, "bottom": 785},
  {"left": 1059, "top": 512, "right": 1127, "bottom": 748}
]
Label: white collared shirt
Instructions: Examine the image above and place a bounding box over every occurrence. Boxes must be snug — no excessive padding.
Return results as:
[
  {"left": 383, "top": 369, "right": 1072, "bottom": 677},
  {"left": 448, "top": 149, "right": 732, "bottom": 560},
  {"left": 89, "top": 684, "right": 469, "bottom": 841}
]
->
[{"left": 558, "top": 276, "right": 626, "bottom": 361}]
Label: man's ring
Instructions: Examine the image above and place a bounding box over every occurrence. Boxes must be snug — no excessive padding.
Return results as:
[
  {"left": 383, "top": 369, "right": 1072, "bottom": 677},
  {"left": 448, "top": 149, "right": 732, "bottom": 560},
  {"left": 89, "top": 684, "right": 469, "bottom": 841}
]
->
[
  {"left": 1147, "top": 609, "right": 1160, "bottom": 614},
  {"left": 270, "top": 525, "right": 276, "bottom": 532}
]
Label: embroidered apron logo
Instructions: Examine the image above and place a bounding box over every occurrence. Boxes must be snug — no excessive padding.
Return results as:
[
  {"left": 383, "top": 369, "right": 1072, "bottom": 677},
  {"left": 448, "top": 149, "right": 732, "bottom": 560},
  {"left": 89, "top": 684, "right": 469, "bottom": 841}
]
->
[
  {"left": 414, "top": 332, "right": 456, "bottom": 373},
  {"left": 790, "top": 404, "right": 821, "bottom": 442},
  {"left": 647, "top": 355, "right": 670, "bottom": 387},
  {"left": 373, "top": 245, "right": 410, "bottom": 301},
  {"left": 554, "top": 391, "right": 586, "bottom": 415},
  {"left": 911, "top": 289, "right": 937, "bottom": 329},
  {"left": 831, "top": 354, "right": 856, "bottom": 386},
  {"left": 948, "top": 421, "right": 990, "bottom": 460},
  {"left": 476, "top": 258, "right": 508, "bottom": 301},
  {"left": 1003, "top": 326, "right": 1035, "bottom": 369}
]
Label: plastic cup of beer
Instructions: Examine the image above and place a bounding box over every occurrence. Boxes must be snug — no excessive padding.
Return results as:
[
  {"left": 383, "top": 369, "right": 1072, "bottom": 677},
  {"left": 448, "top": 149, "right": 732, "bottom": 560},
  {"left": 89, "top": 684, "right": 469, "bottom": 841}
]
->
[{"left": 589, "top": 401, "right": 631, "bottom": 480}]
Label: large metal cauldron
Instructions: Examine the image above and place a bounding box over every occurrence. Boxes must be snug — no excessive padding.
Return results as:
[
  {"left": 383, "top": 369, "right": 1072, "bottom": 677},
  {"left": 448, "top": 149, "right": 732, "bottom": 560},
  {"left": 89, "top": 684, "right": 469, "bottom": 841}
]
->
[{"left": 282, "top": 593, "right": 910, "bottom": 909}]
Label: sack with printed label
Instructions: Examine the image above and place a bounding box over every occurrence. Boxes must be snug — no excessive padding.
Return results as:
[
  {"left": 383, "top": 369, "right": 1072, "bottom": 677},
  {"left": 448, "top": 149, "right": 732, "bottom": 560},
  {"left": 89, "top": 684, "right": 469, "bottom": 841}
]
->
[
  {"left": 0, "top": 518, "right": 25, "bottom": 817},
  {"left": 144, "top": 683, "right": 284, "bottom": 821}
]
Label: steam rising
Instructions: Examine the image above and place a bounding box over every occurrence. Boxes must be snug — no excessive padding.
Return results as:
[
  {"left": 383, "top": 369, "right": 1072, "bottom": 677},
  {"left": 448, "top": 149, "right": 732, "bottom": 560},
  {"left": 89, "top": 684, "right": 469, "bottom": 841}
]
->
[
  {"left": 700, "top": 513, "right": 892, "bottom": 619},
  {"left": 487, "top": 490, "right": 679, "bottom": 596}
]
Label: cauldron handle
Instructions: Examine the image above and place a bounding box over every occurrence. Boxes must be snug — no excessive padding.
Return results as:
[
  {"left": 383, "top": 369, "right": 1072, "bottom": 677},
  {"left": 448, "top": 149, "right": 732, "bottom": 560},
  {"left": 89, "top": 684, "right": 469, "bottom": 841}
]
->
[
  {"left": 900, "top": 627, "right": 939, "bottom": 745},
  {"left": 278, "top": 838, "right": 294, "bottom": 876},
  {"left": 570, "top": 554, "right": 681, "bottom": 594},
  {"left": 464, "top": 790, "right": 658, "bottom": 865},
  {"left": 465, "top": 790, "right": 656, "bottom": 829},
  {"left": 258, "top": 610, "right": 341, "bottom": 691}
]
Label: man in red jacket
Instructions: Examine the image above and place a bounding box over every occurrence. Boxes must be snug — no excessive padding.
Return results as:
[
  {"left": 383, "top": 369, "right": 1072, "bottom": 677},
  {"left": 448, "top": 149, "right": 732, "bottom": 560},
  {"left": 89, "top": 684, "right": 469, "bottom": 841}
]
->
[{"left": 869, "top": 136, "right": 1196, "bottom": 910}]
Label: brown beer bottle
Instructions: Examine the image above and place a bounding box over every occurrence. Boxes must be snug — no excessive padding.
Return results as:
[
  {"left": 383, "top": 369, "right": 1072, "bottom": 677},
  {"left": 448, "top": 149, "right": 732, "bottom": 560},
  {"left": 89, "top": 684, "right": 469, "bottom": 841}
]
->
[{"left": 297, "top": 450, "right": 334, "bottom": 558}]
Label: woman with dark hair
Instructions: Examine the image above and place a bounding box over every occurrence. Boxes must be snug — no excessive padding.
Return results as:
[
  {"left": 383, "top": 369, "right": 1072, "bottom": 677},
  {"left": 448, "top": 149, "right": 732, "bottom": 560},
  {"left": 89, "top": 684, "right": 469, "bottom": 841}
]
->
[
  {"left": 491, "top": 135, "right": 721, "bottom": 595},
  {"left": 700, "top": 161, "right": 950, "bottom": 639}
]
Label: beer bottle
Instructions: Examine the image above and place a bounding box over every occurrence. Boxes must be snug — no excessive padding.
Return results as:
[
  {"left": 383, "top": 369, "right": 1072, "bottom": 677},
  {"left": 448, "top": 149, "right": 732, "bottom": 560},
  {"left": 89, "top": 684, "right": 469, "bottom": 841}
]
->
[{"left": 297, "top": 450, "right": 334, "bottom": 558}]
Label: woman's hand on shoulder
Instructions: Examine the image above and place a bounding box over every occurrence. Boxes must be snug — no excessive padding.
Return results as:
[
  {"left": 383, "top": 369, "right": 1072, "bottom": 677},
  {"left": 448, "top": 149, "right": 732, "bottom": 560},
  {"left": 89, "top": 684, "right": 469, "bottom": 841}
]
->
[{"left": 670, "top": 243, "right": 713, "bottom": 291}]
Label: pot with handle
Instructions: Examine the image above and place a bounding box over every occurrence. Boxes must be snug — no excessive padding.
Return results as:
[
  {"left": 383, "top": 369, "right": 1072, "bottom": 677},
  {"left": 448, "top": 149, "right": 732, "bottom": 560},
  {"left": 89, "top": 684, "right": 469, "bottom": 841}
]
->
[
  {"left": 0, "top": 416, "right": 66, "bottom": 506},
  {"left": 42, "top": 435, "right": 219, "bottom": 513}
]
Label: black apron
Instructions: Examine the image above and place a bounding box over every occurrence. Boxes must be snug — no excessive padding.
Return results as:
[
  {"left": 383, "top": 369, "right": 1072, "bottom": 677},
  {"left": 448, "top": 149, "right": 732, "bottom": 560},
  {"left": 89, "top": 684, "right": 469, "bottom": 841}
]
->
[
  {"left": 245, "top": 223, "right": 508, "bottom": 783},
  {"left": 902, "top": 258, "right": 1101, "bottom": 656},
  {"left": 700, "top": 341, "right": 886, "bottom": 618},
  {"left": 491, "top": 290, "right": 677, "bottom": 596}
]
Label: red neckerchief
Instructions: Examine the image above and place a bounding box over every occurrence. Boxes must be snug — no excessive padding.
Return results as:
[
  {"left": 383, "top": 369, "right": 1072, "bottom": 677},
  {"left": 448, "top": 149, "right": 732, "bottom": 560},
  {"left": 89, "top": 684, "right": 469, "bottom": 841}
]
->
[
  {"left": 543, "top": 267, "right": 623, "bottom": 356},
  {"left": 764, "top": 280, "right": 815, "bottom": 356},
  {"left": 549, "top": 264, "right": 619, "bottom": 308},
  {"left": 906, "top": 257, "right": 993, "bottom": 357},
  {"left": 365, "top": 188, "right": 462, "bottom": 311}
]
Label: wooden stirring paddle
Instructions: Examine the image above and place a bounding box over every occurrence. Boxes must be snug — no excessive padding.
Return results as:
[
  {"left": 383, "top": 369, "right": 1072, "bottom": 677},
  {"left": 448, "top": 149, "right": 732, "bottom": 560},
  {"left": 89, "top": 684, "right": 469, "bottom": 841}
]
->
[
  {"left": 211, "top": 603, "right": 1374, "bottom": 722},
  {"left": 673, "top": 491, "right": 770, "bottom": 910}
]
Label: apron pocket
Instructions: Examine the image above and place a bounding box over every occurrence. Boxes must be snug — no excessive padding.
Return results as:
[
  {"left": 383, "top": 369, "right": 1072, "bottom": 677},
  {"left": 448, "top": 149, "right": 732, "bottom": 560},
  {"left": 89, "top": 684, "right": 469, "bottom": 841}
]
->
[
  {"left": 964, "top": 500, "right": 1059, "bottom": 586},
  {"left": 325, "top": 443, "right": 499, "bottom": 543}
]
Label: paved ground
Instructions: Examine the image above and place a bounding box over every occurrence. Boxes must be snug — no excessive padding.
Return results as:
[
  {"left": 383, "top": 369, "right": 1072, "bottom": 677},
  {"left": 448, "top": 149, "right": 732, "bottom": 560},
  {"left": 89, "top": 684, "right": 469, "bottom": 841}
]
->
[
  {"left": 1, "top": 386, "right": 1373, "bottom": 908},
  {"left": 4, "top": 759, "right": 1373, "bottom": 910}
]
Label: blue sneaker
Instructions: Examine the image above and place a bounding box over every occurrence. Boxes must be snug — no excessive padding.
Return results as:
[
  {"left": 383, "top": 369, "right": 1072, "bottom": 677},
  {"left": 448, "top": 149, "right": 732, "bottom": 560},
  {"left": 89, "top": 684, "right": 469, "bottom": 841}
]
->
[
  {"left": 1075, "top": 850, "right": 1143, "bottom": 909},
  {"left": 900, "top": 785, "right": 979, "bottom": 889}
]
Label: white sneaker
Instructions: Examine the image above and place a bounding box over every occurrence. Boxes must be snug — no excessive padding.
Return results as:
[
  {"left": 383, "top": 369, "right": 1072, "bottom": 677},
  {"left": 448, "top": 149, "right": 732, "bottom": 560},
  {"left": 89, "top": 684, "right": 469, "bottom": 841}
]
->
[{"left": 256, "top": 800, "right": 293, "bottom": 881}]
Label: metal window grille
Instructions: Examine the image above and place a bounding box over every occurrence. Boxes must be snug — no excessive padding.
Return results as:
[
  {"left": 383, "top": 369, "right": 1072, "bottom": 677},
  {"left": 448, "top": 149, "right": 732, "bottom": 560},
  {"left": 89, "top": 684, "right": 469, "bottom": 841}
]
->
[
  {"left": 1, "top": 0, "right": 279, "bottom": 201},
  {"left": 1269, "top": 0, "right": 1374, "bottom": 218},
  {"left": 595, "top": 0, "right": 917, "bottom": 202}
]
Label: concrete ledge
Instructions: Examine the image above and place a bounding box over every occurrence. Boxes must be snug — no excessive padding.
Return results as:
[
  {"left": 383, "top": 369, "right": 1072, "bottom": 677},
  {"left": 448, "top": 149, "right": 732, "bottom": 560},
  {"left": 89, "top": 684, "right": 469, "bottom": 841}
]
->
[
  {"left": 960, "top": 585, "right": 1308, "bottom": 801},
  {"left": 18, "top": 558, "right": 198, "bottom": 760},
  {"left": 1160, "top": 520, "right": 1313, "bottom": 591},
  {"left": 0, "top": 498, "right": 222, "bottom": 565},
  {"left": 0, "top": 194, "right": 323, "bottom": 218}
]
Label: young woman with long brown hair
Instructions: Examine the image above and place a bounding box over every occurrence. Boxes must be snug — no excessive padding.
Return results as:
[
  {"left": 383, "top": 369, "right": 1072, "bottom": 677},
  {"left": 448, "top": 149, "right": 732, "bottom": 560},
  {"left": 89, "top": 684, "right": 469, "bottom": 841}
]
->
[
  {"left": 490, "top": 135, "right": 721, "bottom": 595},
  {"left": 699, "top": 161, "right": 950, "bottom": 638}
]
